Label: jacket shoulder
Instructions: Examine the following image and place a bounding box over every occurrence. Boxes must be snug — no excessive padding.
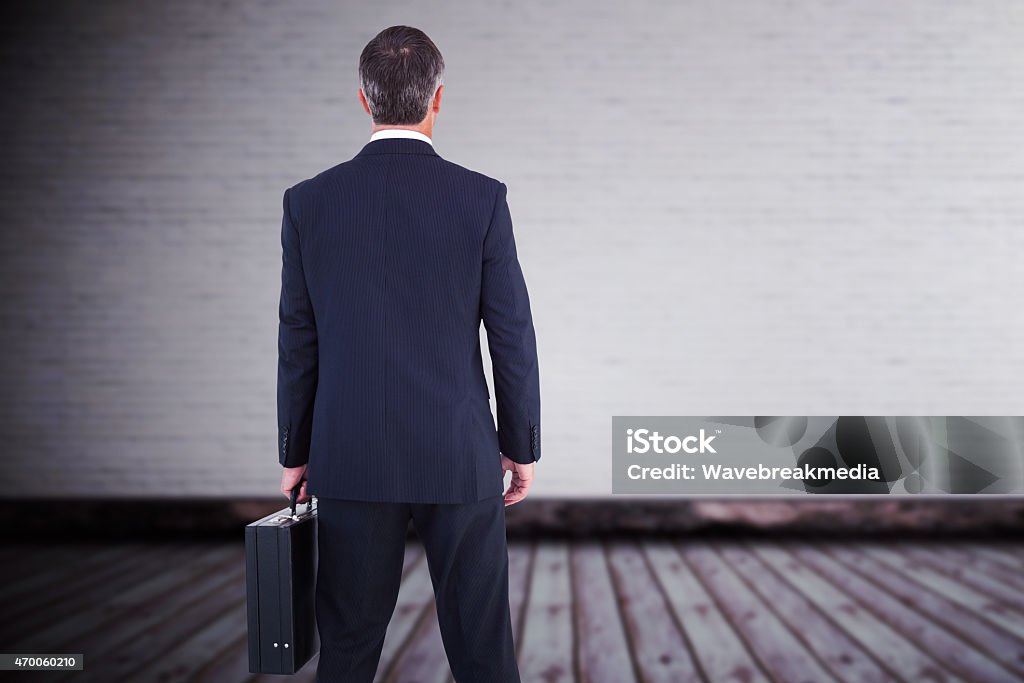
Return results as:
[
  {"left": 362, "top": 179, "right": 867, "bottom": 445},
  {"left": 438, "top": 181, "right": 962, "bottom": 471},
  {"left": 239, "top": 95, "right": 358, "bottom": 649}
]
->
[
  {"left": 284, "top": 160, "right": 349, "bottom": 200},
  {"left": 280, "top": 160, "right": 356, "bottom": 223},
  {"left": 435, "top": 157, "right": 504, "bottom": 190},
  {"left": 433, "top": 158, "right": 508, "bottom": 214},
  {"left": 283, "top": 155, "right": 505, "bottom": 218}
]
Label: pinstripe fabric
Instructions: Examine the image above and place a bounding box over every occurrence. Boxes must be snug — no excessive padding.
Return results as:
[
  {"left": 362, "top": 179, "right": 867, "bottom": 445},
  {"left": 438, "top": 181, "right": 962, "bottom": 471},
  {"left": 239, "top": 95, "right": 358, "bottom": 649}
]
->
[
  {"left": 315, "top": 495, "right": 520, "bottom": 682},
  {"left": 277, "top": 137, "right": 541, "bottom": 504}
]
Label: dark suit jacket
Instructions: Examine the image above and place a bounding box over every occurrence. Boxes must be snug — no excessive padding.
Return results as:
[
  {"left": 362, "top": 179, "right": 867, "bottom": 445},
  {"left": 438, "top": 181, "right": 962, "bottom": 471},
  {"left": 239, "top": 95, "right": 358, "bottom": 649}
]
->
[{"left": 276, "top": 137, "right": 541, "bottom": 503}]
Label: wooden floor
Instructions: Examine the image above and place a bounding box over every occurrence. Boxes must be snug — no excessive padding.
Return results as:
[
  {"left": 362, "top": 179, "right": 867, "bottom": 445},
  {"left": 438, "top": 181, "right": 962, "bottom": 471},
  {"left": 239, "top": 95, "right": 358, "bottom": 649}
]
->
[{"left": 1, "top": 538, "right": 1023, "bottom": 682}]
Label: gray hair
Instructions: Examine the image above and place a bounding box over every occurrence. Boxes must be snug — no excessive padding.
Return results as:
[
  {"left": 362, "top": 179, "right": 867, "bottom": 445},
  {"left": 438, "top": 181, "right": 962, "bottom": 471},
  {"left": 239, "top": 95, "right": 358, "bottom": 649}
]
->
[{"left": 358, "top": 26, "right": 445, "bottom": 126}]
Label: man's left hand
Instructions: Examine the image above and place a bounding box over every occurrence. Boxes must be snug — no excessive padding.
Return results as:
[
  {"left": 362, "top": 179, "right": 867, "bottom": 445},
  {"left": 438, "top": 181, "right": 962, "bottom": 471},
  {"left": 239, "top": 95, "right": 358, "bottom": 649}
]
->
[{"left": 501, "top": 455, "right": 534, "bottom": 506}]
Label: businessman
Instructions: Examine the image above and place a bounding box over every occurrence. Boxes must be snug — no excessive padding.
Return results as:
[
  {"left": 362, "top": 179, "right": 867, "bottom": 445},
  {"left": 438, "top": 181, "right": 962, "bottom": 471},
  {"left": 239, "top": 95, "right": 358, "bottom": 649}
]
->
[{"left": 275, "top": 26, "right": 540, "bottom": 683}]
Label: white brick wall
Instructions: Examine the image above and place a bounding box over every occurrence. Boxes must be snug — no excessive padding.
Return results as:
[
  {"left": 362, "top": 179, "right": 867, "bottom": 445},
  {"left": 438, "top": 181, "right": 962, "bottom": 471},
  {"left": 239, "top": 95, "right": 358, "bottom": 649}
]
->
[{"left": 1, "top": 1, "right": 1022, "bottom": 497}]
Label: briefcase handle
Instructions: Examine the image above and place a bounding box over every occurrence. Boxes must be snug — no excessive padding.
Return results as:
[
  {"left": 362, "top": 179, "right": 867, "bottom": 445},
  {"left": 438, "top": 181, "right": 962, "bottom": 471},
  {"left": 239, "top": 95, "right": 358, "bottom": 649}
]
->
[{"left": 289, "top": 479, "right": 313, "bottom": 517}]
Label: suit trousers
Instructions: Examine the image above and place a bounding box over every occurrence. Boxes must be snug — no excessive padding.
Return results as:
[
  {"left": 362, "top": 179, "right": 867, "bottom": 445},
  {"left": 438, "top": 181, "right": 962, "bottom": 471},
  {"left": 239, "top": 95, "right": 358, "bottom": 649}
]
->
[{"left": 314, "top": 493, "right": 521, "bottom": 683}]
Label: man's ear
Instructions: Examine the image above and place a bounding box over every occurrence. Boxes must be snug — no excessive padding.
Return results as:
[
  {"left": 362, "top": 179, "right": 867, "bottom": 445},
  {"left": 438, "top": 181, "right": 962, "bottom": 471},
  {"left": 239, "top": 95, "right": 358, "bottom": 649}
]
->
[
  {"left": 432, "top": 84, "right": 444, "bottom": 113},
  {"left": 357, "top": 88, "right": 372, "bottom": 116}
]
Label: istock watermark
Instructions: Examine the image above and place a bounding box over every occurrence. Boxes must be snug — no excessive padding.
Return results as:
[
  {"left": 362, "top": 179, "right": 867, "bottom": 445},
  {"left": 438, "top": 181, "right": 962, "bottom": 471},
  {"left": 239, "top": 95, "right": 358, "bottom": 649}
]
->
[{"left": 612, "top": 416, "right": 1024, "bottom": 495}]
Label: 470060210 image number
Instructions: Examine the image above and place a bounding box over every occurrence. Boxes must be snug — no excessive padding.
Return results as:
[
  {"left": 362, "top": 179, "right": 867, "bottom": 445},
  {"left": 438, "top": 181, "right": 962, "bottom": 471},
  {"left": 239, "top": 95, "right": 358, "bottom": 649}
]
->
[{"left": 13, "top": 656, "right": 77, "bottom": 668}]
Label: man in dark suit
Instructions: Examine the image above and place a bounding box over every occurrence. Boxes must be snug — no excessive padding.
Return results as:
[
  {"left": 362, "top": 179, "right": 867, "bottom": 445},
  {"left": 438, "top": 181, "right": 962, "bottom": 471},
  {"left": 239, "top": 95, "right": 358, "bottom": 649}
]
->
[{"left": 275, "top": 25, "right": 540, "bottom": 683}]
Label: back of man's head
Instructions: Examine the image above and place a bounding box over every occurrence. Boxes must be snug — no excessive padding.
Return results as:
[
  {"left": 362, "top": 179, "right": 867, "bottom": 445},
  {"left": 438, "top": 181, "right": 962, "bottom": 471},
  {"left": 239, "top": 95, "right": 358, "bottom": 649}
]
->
[{"left": 358, "top": 26, "right": 445, "bottom": 126}]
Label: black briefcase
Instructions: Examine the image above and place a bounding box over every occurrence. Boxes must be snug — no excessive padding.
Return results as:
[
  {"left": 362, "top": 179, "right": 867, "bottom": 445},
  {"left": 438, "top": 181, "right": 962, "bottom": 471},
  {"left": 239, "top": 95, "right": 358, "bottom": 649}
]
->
[{"left": 245, "top": 485, "right": 319, "bottom": 674}]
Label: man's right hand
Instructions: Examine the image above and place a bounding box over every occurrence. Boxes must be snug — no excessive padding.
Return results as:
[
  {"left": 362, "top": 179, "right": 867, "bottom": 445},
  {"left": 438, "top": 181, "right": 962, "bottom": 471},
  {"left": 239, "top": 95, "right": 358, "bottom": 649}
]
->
[{"left": 501, "top": 455, "right": 534, "bottom": 506}]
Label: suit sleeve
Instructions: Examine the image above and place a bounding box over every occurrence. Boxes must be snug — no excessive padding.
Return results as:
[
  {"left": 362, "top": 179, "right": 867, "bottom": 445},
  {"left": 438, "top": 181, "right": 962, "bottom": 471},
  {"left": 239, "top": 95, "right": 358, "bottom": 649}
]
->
[
  {"left": 481, "top": 182, "right": 541, "bottom": 464},
  {"left": 277, "top": 187, "right": 318, "bottom": 467}
]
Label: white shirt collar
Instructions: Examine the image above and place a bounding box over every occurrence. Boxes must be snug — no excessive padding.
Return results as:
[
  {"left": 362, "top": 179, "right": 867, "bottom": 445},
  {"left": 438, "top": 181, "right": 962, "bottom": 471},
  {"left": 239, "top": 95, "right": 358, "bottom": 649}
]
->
[{"left": 369, "top": 129, "right": 433, "bottom": 146}]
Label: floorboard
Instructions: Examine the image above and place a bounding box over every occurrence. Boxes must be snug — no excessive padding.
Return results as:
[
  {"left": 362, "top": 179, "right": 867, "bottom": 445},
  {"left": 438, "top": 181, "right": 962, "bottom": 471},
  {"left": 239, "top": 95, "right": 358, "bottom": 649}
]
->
[
  {"left": 718, "top": 541, "right": 889, "bottom": 683},
  {"left": 1, "top": 538, "right": 1022, "bottom": 683}
]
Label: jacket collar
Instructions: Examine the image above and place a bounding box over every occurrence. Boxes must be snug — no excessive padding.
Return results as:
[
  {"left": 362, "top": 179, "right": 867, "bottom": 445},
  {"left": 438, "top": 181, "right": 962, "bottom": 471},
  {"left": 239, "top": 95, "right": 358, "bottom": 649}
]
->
[{"left": 355, "top": 138, "right": 440, "bottom": 158}]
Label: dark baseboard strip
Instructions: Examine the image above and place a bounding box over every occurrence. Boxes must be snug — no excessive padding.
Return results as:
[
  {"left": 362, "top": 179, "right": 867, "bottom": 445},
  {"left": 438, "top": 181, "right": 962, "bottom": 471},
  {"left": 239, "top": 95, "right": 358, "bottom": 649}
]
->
[{"left": 0, "top": 497, "right": 1021, "bottom": 540}]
